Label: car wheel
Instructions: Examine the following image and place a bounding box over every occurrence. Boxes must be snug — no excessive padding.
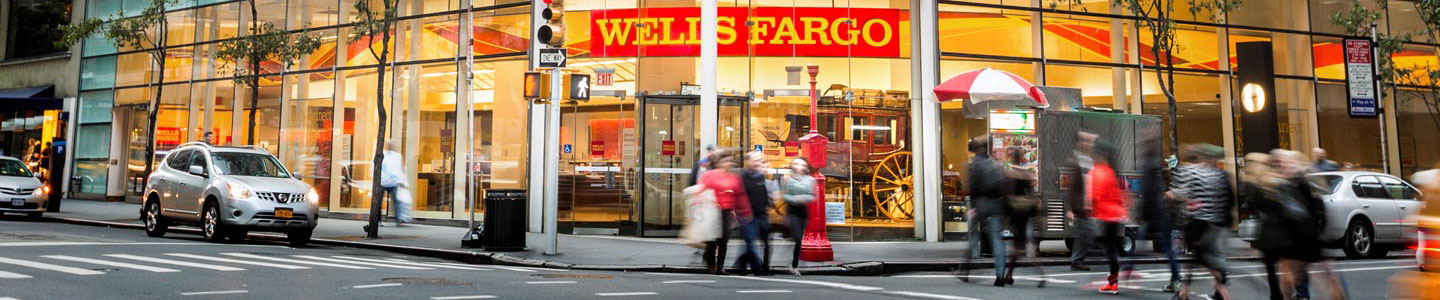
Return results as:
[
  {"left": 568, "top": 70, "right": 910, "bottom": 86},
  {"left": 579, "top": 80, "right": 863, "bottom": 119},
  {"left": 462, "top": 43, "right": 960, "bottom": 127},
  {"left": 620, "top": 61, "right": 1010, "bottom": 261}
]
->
[
  {"left": 142, "top": 201, "right": 168, "bottom": 238},
  {"left": 1121, "top": 233, "right": 1137, "bottom": 256},
  {"left": 226, "top": 230, "right": 249, "bottom": 242},
  {"left": 201, "top": 203, "right": 228, "bottom": 243},
  {"left": 1343, "top": 220, "right": 1375, "bottom": 259},
  {"left": 287, "top": 229, "right": 312, "bottom": 247}
]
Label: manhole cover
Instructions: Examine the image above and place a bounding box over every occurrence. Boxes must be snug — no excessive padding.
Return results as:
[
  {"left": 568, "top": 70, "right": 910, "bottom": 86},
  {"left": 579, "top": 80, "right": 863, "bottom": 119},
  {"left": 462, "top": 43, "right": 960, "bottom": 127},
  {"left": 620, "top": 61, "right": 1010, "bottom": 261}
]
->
[
  {"left": 381, "top": 277, "right": 473, "bottom": 286},
  {"left": 532, "top": 273, "right": 614, "bottom": 280}
]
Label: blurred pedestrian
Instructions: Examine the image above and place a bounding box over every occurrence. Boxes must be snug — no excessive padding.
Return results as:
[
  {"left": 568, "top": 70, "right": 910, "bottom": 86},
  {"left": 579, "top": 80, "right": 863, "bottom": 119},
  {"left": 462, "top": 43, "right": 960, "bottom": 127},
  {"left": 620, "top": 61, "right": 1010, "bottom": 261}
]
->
[
  {"left": 1240, "top": 152, "right": 1288, "bottom": 300},
  {"left": 780, "top": 157, "right": 816, "bottom": 276},
  {"left": 736, "top": 151, "right": 773, "bottom": 276},
  {"left": 689, "top": 144, "right": 718, "bottom": 186},
  {"left": 962, "top": 136, "right": 1009, "bottom": 286},
  {"left": 1169, "top": 144, "right": 1232, "bottom": 300},
  {"left": 1088, "top": 142, "right": 1130, "bottom": 295},
  {"left": 1000, "top": 146, "right": 1044, "bottom": 287},
  {"left": 380, "top": 140, "right": 411, "bottom": 226},
  {"left": 1272, "top": 150, "right": 1345, "bottom": 300},
  {"left": 699, "top": 150, "right": 748, "bottom": 275},
  {"left": 1136, "top": 128, "right": 1181, "bottom": 292},
  {"left": 201, "top": 131, "right": 215, "bottom": 145},
  {"left": 1311, "top": 148, "right": 1339, "bottom": 173},
  {"left": 1065, "top": 132, "right": 1099, "bottom": 271}
]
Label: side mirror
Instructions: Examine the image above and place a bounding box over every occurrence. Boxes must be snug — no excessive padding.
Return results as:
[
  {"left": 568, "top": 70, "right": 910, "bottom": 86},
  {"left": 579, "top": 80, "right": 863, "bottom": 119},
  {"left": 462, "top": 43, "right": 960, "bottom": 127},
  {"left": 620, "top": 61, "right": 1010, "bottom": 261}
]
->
[{"left": 188, "top": 165, "right": 206, "bottom": 177}]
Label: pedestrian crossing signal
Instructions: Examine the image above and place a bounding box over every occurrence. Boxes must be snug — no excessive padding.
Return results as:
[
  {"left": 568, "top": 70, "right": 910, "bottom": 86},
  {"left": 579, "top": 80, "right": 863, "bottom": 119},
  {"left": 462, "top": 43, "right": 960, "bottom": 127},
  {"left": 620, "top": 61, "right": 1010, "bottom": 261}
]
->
[{"left": 523, "top": 72, "right": 548, "bottom": 99}]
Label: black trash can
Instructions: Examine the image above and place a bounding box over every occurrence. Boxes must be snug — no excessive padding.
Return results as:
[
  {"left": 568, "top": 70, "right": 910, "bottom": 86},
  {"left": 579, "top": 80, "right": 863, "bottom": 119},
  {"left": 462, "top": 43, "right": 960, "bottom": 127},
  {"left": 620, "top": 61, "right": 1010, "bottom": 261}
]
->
[{"left": 482, "top": 189, "right": 526, "bottom": 251}]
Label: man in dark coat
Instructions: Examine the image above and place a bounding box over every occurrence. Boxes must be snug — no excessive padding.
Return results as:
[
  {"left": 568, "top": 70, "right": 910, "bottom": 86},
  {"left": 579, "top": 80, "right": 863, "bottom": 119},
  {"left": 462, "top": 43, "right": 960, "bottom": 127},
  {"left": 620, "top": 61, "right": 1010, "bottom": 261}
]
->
[
  {"left": 966, "top": 136, "right": 1009, "bottom": 286},
  {"left": 1064, "top": 132, "right": 1098, "bottom": 271}
]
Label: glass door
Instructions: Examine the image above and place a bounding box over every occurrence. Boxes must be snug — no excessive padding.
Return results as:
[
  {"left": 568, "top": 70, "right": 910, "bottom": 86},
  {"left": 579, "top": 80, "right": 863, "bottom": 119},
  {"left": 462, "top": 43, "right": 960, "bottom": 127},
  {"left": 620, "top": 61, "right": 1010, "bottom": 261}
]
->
[
  {"left": 559, "top": 100, "right": 636, "bottom": 235},
  {"left": 637, "top": 95, "right": 749, "bottom": 236}
]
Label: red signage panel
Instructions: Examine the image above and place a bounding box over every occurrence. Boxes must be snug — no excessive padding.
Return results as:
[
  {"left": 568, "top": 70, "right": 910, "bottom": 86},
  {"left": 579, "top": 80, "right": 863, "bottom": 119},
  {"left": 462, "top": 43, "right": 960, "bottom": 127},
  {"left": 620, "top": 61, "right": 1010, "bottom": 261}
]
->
[
  {"left": 591, "top": 140, "right": 606, "bottom": 156},
  {"left": 589, "top": 7, "right": 905, "bottom": 58},
  {"left": 661, "top": 140, "right": 676, "bottom": 156}
]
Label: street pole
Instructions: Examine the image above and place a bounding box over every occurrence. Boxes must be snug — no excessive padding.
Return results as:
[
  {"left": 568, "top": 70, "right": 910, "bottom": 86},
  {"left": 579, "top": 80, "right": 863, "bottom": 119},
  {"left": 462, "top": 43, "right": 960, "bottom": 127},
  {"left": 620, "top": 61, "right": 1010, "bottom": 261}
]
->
[
  {"left": 699, "top": 0, "right": 717, "bottom": 149},
  {"left": 799, "top": 65, "right": 833, "bottom": 262},
  {"left": 1371, "top": 22, "right": 1390, "bottom": 174},
  {"left": 462, "top": 0, "right": 475, "bottom": 231},
  {"left": 544, "top": 66, "right": 562, "bottom": 255}
]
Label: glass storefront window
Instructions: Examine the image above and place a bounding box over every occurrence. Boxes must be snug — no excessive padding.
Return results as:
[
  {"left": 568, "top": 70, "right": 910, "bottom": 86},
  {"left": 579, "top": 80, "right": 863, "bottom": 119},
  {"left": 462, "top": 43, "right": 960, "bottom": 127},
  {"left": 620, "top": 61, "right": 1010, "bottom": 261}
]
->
[
  {"left": 939, "top": 3, "right": 1034, "bottom": 58},
  {"left": 1042, "top": 13, "right": 1128, "bottom": 64},
  {"left": 1397, "top": 87, "right": 1440, "bottom": 175},
  {"left": 235, "top": 78, "right": 283, "bottom": 152},
  {"left": 282, "top": 72, "right": 337, "bottom": 209},
  {"left": 81, "top": 57, "right": 117, "bottom": 90},
  {"left": 1141, "top": 72, "right": 1224, "bottom": 155},
  {"left": 1317, "top": 82, "right": 1385, "bottom": 171},
  {"left": 286, "top": 0, "right": 340, "bottom": 29},
  {"left": 1274, "top": 78, "right": 1315, "bottom": 153}
]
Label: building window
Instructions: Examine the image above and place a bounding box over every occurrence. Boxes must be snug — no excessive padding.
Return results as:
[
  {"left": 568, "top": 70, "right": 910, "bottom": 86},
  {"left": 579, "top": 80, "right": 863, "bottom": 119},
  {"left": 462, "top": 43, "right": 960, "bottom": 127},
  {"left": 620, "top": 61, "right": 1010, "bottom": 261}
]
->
[{"left": 6, "top": 0, "right": 71, "bottom": 59}]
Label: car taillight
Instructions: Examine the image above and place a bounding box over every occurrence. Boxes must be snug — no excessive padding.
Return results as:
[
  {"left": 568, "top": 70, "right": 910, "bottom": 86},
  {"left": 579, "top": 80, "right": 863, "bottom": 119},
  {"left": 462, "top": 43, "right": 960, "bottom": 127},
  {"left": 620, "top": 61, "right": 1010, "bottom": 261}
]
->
[{"left": 1418, "top": 230, "right": 1440, "bottom": 272}]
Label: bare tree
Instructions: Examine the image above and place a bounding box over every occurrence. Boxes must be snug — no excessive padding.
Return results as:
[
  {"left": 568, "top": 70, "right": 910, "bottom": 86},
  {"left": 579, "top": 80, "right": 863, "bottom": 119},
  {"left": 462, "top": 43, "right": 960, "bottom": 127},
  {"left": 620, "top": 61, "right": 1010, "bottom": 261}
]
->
[
  {"left": 1050, "top": 0, "right": 1242, "bottom": 158},
  {"left": 350, "top": 0, "right": 399, "bottom": 238},
  {"left": 59, "top": 0, "right": 175, "bottom": 193}
]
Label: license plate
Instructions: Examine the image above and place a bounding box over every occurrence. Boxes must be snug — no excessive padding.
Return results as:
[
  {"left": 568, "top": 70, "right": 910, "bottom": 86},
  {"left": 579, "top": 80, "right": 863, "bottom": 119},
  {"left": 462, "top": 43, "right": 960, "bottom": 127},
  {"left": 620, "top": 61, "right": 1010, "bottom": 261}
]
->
[
  {"left": 274, "top": 208, "right": 293, "bottom": 219},
  {"left": 9, "top": 199, "right": 22, "bottom": 207}
]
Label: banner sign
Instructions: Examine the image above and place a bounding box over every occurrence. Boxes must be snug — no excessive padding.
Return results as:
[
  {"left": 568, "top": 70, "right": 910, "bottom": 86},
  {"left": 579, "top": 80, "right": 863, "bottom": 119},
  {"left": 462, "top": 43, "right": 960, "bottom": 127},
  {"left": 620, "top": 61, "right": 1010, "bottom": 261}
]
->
[
  {"left": 1344, "top": 39, "right": 1378, "bottom": 118},
  {"left": 784, "top": 142, "right": 799, "bottom": 157},
  {"left": 588, "top": 7, "right": 906, "bottom": 58},
  {"left": 156, "top": 127, "right": 183, "bottom": 145},
  {"left": 590, "top": 140, "right": 605, "bottom": 156}
]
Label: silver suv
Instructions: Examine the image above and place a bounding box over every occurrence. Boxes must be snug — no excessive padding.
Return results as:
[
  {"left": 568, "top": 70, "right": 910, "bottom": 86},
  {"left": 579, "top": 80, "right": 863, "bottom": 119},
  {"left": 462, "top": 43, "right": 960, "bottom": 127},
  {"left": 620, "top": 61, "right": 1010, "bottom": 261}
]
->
[{"left": 141, "top": 143, "right": 319, "bottom": 246}]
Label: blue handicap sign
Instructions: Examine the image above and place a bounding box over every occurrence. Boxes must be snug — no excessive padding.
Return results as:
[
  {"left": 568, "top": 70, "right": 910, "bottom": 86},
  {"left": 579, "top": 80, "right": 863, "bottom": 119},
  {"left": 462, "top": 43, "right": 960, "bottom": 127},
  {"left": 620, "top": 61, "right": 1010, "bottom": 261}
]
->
[
  {"left": 753, "top": 144, "right": 763, "bottom": 152},
  {"left": 563, "top": 144, "right": 573, "bottom": 153}
]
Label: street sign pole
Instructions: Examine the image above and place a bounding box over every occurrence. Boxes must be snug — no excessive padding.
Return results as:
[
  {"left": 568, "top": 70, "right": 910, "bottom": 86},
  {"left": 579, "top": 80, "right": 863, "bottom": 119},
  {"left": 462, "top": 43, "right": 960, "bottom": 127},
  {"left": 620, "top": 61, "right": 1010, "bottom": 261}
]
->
[
  {"left": 544, "top": 65, "right": 562, "bottom": 256},
  {"left": 1372, "top": 22, "right": 1390, "bottom": 174}
]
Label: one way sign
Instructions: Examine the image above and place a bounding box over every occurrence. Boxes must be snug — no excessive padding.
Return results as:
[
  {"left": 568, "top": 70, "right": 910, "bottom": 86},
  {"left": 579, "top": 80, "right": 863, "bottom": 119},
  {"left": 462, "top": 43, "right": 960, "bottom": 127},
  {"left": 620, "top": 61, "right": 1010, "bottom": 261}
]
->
[{"left": 538, "top": 48, "right": 567, "bottom": 68}]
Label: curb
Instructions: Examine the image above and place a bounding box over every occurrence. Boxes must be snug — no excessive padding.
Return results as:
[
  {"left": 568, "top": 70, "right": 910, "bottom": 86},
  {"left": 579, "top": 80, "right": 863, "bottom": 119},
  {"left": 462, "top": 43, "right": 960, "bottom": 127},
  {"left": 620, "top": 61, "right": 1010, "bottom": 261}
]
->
[{"left": 41, "top": 216, "right": 1260, "bottom": 276}]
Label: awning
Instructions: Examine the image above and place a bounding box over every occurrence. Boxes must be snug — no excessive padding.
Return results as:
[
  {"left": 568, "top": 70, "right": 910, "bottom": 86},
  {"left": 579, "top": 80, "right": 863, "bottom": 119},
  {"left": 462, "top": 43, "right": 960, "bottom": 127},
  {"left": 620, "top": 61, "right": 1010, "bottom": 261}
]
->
[{"left": 0, "top": 85, "right": 61, "bottom": 111}]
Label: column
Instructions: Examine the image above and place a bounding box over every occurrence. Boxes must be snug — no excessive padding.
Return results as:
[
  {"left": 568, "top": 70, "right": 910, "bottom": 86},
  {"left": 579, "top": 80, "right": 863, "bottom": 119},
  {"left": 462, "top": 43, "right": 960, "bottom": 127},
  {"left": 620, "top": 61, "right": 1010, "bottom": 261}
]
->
[
  {"left": 699, "top": 0, "right": 718, "bottom": 150},
  {"left": 912, "top": 0, "right": 941, "bottom": 242},
  {"left": 1218, "top": 22, "right": 1239, "bottom": 179}
]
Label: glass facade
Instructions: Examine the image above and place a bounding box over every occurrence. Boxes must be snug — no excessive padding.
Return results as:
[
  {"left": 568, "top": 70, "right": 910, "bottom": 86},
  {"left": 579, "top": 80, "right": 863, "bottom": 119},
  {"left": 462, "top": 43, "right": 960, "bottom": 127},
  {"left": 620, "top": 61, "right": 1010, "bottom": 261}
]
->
[{"left": 68, "top": 0, "right": 1440, "bottom": 241}]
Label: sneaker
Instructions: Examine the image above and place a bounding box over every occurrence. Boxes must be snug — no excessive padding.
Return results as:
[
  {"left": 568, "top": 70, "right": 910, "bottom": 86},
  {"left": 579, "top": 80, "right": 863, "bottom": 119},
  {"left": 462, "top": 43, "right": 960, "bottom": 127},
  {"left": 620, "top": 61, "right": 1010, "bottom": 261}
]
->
[
  {"left": 1162, "top": 280, "right": 1181, "bottom": 293},
  {"left": 1099, "top": 282, "right": 1119, "bottom": 294}
]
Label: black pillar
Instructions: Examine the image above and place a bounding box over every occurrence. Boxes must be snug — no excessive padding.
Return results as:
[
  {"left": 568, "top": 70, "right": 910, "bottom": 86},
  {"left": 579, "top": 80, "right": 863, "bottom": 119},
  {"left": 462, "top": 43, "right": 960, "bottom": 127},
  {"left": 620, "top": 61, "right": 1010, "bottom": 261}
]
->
[{"left": 1236, "top": 41, "right": 1278, "bottom": 154}]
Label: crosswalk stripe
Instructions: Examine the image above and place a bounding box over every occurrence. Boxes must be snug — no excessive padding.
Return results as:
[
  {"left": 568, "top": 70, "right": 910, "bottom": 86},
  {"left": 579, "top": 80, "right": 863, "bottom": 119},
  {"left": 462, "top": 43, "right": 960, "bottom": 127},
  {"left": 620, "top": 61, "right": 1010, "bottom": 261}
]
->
[
  {"left": 379, "top": 258, "right": 537, "bottom": 272},
  {"left": 291, "top": 255, "right": 431, "bottom": 270},
  {"left": 431, "top": 295, "right": 496, "bottom": 300},
  {"left": 0, "top": 257, "right": 105, "bottom": 275},
  {"left": 103, "top": 254, "right": 245, "bottom": 271},
  {"left": 219, "top": 253, "right": 373, "bottom": 270},
  {"left": 333, "top": 256, "right": 489, "bottom": 270},
  {"left": 595, "top": 292, "right": 657, "bottom": 297},
  {"left": 1, "top": 297, "right": 22, "bottom": 300},
  {"left": 164, "top": 253, "right": 310, "bottom": 270},
  {"left": 42, "top": 255, "right": 180, "bottom": 273},
  {"left": 0, "top": 270, "right": 33, "bottom": 279}
]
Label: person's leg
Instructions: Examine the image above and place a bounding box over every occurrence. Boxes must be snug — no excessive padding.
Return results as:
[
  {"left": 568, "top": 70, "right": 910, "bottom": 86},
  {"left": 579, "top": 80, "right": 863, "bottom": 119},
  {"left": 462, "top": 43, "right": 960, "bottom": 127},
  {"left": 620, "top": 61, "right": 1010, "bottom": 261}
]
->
[
  {"left": 760, "top": 219, "right": 772, "bottom": 275},
  {"left": 1103, "top": 223, "right": 1121, "bottom": 284},
  {"left": 715, "top": 211, "right": 732, "bottom": 274},
  {"left": 1070, "top": 218, "right": 1093, "bottom": 268},
  {"left": 1263, "top": 251, "right": 1284, "bottom": 300},
  {"left": 738, "top": 220, "right": 763, "bottom": 273},
  {"left": 1167, "top": 228, "right": 1182, "bottom": 283},
  {"left": 987, "top": 215, "right": 1006, "bottom": 280},
  {"left": 787, "top": 214, "right": 806, "bottom": 269},
  {"left": 1294, "top": 262, "right": 1311, "bottom": 299}
]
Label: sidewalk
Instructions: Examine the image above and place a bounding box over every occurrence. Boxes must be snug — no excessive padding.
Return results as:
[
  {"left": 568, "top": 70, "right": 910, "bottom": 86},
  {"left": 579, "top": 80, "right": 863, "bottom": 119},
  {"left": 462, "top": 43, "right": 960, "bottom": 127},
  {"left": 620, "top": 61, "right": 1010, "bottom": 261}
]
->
[{"left": 42, "top": 199, "right": 1264, "bottom": 275}]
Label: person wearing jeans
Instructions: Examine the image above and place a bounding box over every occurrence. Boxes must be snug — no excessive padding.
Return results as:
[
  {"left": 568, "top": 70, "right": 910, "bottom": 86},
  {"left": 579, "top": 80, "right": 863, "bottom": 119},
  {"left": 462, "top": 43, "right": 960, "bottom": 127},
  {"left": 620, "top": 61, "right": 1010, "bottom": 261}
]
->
[{"left": 964, "top": 136, "right": 1009, "bottom": 286}]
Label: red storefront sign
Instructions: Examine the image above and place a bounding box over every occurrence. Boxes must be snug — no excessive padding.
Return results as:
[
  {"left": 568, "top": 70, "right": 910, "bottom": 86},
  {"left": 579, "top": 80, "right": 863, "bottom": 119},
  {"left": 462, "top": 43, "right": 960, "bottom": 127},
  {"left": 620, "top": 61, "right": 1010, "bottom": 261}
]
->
[
  {"left": 156, "top": 127, "right": 183, "bottom": 145},
  {"left": 784, "top": 141, "right": 800, "bottom": 157},
  {"left": 661, "top": 140, "right": 676, "bottom": 156},
  {"left": 588, "top": 7, "right": 905, "bottom": 58},
  {"left": 591, "top": 141, "right": 606, "bottom": 156}
]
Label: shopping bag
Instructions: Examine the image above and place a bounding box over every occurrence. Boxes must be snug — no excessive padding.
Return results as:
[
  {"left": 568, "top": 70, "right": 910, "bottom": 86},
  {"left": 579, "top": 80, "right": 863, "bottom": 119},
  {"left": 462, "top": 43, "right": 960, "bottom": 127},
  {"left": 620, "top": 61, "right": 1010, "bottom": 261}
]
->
[
  {"left": 678, "top": 185, "right": 721, "bottom": 248},
  {"left": 395, "top": 185, "right": 413, "bottom": 206}
]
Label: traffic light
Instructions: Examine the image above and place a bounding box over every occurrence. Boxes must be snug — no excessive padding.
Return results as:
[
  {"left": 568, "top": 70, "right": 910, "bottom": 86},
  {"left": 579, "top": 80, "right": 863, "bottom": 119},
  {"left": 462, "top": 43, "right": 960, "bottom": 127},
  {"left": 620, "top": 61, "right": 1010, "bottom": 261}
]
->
[
  {"left": 523, "top": 72, "right": 549, "bottom": 99},
  {"left": 536, "top": 0, "right": 565, "bottom": 48}
]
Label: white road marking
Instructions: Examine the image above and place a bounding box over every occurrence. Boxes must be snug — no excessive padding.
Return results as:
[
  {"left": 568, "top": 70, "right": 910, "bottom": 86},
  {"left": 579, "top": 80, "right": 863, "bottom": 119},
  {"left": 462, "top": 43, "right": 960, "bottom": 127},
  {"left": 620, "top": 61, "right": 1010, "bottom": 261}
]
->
[
  {"left": 291, "top": 255, "right": 430, "bottom": 270},
  {"left": 889, "top": 274, "right": 1077, "bottom": 283},
  {"left": 333, "top": 256, "right": 489, "bottom": 270},
  {"left": 430, "top": 296, "right": 497, "bottom": 300},
  {"left": 219, "top": 253, "right": 373, "bottom": 270},
  {"left": 661, "top": 280, "right": 716, "bottom": 284},
  {"left": 883, "top": 291, "right": 987, "bottom": 300},
  {"left": 383, "top": 259, "right": 550, "bottom": 273},
  {"left": 722, "top": 275, "right": 884, "bottom": 291},
  {"left": 1118, "top": 265, "right": 1415, "bottom": 283},
  {"left": 179, "top": 290, "right": 248, "bottom": 296},
  {"left": 736, "top": 290, "right": 791, "bottom": 293},
  {"left": 351, "top": 283, "right": 404, "bottom": 289},
  {"left": 595, "top": 292, "right": 657, "bottom": 297},
  {"left": 0, "top": 270, "right": 33, "bottom": 279},
  {"left": 103, "top": 254, "right": 245, "bottom": 271},
  {"left": 644, "top": 272, "right": 693, "bottom": 276},
  {"left": 525, "top": 281, "right": 576, "bottom": 284},
  {"left": 42, "top": 255, "right": 181, "bottom": 273},
  {"left": 0, "top": 297, "right": 21, "bottom": 300},
  {"left": 488, "top": 266, "right": 540, "bottom": 272},
  {"left": 0, "top": 256, "right": 105, "bottom": 275},
  {"left": 165, "top": 253, "right": 310, "bottom": 270},
  {"left": 0, "top": 242, "right": 275, "bottom": 247}
]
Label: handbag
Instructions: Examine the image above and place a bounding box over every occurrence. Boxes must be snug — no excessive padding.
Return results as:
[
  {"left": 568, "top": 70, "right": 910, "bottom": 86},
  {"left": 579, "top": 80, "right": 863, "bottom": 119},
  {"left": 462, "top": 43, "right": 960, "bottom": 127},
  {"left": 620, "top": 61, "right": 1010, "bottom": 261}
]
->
[
  {"left": 677, "top": 185, "right": 721, "bottom": 248},
  {"left": 1237, "top": 217, "right": 1261, "bottom": 241}
]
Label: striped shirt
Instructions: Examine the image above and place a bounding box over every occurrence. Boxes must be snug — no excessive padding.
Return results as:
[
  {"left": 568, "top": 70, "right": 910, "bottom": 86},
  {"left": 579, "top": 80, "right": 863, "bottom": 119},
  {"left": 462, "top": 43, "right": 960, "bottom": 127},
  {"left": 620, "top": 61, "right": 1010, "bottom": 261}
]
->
[{"left": 1169, "top": 164, "right": 1232, "bottom": 225}]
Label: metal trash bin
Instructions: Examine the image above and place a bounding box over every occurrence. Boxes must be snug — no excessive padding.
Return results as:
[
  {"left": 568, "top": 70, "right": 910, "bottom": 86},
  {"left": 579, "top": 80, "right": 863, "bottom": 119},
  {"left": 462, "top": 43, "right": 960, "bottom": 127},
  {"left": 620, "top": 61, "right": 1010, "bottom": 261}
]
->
[{"left": 482, "top": 189, "right": 526, "bottom": 251}]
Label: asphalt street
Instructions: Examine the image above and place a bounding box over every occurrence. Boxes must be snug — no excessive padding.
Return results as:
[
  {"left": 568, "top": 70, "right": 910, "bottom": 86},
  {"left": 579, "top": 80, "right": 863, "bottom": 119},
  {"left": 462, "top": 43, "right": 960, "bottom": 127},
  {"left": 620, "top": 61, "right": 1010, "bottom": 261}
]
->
[{"left": 0, "top": 215, "right": 1414, "bottom": 300}]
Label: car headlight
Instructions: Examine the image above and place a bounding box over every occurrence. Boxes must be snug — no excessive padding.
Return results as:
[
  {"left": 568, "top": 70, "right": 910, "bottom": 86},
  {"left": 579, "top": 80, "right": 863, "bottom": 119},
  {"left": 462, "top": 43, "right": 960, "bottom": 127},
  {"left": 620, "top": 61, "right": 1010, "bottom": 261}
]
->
[
  {"left": 227, "top": 182, "right": 252, "bottom": 199},
  {"left": 31, "top": 186, "right": 46, "bottom": 197},
  {"left": 306, "top": 187, "right": 319, "bottom": 205}
]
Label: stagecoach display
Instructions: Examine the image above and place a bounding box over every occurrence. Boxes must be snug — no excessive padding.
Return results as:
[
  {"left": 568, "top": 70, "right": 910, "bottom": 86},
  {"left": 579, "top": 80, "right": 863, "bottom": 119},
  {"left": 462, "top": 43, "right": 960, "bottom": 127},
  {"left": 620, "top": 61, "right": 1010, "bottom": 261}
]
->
[{"left": 788, "top": 86, "right": 916, "bottom": 223}]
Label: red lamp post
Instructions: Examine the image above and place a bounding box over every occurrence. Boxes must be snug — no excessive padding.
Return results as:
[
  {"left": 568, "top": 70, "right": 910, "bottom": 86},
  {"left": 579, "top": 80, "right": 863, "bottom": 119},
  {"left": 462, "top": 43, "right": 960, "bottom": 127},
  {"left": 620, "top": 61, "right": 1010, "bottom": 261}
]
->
[{"left": 799, "top": 65, "right": 833, "bottom": 262}]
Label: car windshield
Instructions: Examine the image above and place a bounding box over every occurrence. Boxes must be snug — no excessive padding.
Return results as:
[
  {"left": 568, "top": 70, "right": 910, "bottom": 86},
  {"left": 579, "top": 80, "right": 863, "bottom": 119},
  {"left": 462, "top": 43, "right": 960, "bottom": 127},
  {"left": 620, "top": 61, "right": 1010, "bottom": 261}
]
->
[
  {"left": 0, "top": 160, "right": 32, "bottom": 177},
  {"left": 212, "top": 152, "right": 290, "bottom": 178},
  {"left": 1306, "top": 174, "right": 1344, "bottom": 195}
]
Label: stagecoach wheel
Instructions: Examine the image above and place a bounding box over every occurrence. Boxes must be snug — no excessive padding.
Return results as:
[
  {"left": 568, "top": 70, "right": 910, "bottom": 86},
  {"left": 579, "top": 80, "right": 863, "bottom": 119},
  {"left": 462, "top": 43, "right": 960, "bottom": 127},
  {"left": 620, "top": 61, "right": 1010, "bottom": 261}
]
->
[{"left": 870, "top": 152, "right": 914, "bottom": 221}]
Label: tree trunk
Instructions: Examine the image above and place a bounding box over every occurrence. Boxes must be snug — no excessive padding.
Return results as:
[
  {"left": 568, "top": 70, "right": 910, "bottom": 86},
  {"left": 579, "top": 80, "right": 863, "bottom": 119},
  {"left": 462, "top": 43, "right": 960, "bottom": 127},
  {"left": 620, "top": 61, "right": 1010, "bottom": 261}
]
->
[
  {"left": 140, "top": 24, "right": 168, "bottom": 197},
  {"left": 365, "top": 23, "right": 393, "bottom": 239},
  {"left": 245, "top": 0, "right": 260, "bottom": 145},
  {"left": 1165, "top": 42, "right": 1179, "bottom": 159}
]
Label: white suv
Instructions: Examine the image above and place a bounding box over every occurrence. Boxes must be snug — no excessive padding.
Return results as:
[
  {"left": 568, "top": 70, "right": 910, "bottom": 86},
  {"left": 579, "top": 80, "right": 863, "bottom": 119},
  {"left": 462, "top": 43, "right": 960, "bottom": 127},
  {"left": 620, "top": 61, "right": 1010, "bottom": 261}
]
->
[{"left": 141, "top": 143, "right": 319, "bottom": 246}]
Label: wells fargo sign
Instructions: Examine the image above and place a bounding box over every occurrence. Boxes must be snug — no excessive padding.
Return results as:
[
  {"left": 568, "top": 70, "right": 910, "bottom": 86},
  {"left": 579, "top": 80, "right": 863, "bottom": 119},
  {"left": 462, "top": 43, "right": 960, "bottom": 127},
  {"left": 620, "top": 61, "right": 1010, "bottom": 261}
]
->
[{"left": 588, "top": 7, "right": 906, "bottom": 58}]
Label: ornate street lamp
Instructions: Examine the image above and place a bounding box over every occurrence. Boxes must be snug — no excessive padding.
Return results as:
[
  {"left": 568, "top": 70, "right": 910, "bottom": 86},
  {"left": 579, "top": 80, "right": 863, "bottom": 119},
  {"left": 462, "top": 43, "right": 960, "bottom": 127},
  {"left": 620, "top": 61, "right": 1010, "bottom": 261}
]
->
[{"left": 799, "top": 65, "right": 833, "bottom": 262}]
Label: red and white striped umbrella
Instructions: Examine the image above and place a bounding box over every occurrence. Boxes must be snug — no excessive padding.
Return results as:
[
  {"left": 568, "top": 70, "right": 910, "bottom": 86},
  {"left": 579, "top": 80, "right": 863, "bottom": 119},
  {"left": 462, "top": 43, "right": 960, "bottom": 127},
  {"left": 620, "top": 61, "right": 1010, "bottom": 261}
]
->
[{"left": 933, "top": 68, "right": 1048, "bottom": 106}]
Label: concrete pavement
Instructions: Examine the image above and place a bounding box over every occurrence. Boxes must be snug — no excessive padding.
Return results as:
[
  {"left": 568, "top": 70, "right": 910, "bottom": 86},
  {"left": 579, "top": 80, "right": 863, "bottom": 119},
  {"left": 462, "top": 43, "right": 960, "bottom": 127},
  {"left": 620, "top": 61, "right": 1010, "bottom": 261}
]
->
[{"left": 38, "top": 199, "right": 1317, "bottom": 275}]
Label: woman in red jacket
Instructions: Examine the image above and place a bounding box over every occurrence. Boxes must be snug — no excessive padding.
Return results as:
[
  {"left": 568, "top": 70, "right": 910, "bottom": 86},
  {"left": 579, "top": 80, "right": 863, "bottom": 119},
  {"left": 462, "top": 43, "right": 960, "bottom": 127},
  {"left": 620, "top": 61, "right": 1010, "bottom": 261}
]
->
[
  {"left": 1088, "top": 142, "right": 1130, "bottom": 294},
  {"left": 699, "top": 150, "right": 751, "bottom": 275}
]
